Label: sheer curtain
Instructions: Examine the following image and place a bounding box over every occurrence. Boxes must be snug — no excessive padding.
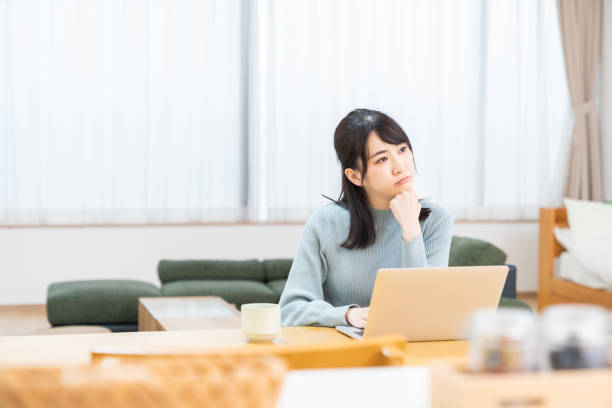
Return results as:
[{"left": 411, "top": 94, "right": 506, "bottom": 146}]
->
[
  {"left": 1, "top": 0, "right": 571, "bottom": 225},
  {"left": 248, "top": 0, "right": 572, "bottom": 221},
  {"left": 0, "top": 0, "right": 245, "bottom": 225}
]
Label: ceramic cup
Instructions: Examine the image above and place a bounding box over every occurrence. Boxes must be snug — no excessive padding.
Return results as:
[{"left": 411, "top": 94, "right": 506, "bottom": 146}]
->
[{"left": 241, "top": 303, "right": 281, "bottom": 342}]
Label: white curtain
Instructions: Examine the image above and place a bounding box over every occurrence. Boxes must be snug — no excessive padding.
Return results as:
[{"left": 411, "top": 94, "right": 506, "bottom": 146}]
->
[
  {"left": 1, "top": 0, "right": 571, "bottom": 225},
  {"left": 0, "top": 0, "right": 244, "bottom": 225},
  {"left": 248, "top": 0, "right": 572, "bottom": 221}
]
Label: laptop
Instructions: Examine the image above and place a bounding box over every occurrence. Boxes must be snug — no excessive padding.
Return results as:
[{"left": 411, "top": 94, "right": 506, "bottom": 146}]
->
[{"left": 335, "top": 265, "right": 508, "bottom": 341}]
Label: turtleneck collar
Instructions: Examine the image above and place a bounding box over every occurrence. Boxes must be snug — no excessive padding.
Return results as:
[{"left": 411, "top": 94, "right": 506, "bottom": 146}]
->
[{"left": 369, "top": 207, "right": 396, "bottom": 228}]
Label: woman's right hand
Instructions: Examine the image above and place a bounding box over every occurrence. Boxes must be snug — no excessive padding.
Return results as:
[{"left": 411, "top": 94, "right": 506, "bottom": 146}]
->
[{"left": 345, "top": 306, "right": 369, "bottom": 328}]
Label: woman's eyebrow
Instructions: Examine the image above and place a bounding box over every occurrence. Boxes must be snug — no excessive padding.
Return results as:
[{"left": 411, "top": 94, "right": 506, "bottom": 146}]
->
[{"left": 369, "top": 149, "right": 388, "bottom": 159}]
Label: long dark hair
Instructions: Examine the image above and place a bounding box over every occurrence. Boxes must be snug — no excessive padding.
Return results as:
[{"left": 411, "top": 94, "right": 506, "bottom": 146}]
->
[{"left": 326, "top": 109, "right": 431, "bottom": 250}]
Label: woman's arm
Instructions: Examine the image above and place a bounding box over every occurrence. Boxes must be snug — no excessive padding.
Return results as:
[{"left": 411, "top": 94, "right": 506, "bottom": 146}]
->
[
  {"left": 390, "top": 191, "right": 452, "bottom": 267},
  {"left": 401, "top": 205, "right": 453, "bottom": 267},
  {"left": 279, "top": 214, "right": 357, "bottom": 327}
]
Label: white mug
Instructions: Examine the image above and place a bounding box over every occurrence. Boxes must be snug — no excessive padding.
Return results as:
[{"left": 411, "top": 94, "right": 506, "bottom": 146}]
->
[{"left": 241, "top": 303, "right": 281, "bottom": 342}]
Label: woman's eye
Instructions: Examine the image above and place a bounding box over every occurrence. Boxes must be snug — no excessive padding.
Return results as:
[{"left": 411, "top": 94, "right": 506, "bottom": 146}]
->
[
  {"left": 400, "top": 146, "right": 407, "bottom": 153},
  {"left": 376, "top": 157, "right": 387, "bottom": 164}
]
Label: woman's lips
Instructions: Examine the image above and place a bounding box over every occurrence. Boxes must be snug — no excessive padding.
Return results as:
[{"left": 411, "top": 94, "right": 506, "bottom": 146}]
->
[{"left": 396, "top": 176, "right": 412, "bottom": 185}]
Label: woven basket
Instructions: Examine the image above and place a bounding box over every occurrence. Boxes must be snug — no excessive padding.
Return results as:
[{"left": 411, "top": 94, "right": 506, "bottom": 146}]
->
[{"left": 0, "top": 355, "right": 286, "bottom": 408}]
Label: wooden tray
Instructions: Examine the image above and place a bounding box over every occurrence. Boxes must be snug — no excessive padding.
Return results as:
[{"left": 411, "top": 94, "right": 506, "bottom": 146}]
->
[
  {"left": 91, "top": 334, "right": 408, "bottom": 369},
  {"left": 430, "top": 362, "right": 612, "bottom": 408}
]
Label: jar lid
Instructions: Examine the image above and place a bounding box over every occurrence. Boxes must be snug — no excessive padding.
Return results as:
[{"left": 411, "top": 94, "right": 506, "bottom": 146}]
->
[{"left": 469, "top": 308, "right": 536, "bottom": 343}]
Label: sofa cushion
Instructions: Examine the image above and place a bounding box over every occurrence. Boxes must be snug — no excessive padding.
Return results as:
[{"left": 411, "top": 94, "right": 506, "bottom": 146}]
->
[
  {"left": 160, "top": 280, "right": 277, "bottom": 307},
  {"left": 158, "top": 259, "right": 264, "bottom": 284},
  {"left": 47, "top": 280, "right": 161, "bottom": 326},
  {"left": 263, "top": 259, "right": 293, "bottom": 281},
  {"left": 449, "top": 236, "right": 507, "bottom": 266},
  {"left": 266, "top": 279, "right": 287, "bottom": 300}
]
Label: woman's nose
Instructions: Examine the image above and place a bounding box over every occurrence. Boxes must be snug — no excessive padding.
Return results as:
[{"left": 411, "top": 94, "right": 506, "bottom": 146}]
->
[{"left": 392, "top": 159, "right": 405, "bottom": 175}]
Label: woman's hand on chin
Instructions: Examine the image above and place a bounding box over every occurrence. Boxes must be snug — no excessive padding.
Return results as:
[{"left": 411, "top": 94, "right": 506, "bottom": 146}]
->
[
  {"left": 345, "top": 306, "right": 369, "bottom": 328},
  {"left": 390, "top": 190, "right": 422, "bottom": 241}
]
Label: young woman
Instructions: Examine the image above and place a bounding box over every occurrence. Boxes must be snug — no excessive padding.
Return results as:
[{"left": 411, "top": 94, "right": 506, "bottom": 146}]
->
[{"left": 279, "top": 109, "right": 453, "bottom": 328}]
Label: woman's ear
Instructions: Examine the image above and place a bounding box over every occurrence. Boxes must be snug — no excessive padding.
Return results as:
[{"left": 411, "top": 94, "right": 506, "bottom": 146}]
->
[{"left": 344, "top": 168, "right": 363, "bottom": 187}]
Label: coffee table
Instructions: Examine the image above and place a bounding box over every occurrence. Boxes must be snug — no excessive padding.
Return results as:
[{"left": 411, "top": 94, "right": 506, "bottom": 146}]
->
[{"left": 138, "top": 296, "right": 241, "bottom": 331}]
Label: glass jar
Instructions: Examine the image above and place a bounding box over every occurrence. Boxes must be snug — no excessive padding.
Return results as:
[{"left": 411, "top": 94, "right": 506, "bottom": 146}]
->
[
  {"left": 468, "top": 308, "right": 537, "bottom": 373},
  {"left": 539, "top": 304, "right": 609, "bottom": 370}
]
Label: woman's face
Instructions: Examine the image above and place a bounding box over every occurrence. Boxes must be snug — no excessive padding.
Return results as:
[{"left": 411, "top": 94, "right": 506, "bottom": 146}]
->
[{"left": 346, "top": 131, "right": 415, "bottom": 208}]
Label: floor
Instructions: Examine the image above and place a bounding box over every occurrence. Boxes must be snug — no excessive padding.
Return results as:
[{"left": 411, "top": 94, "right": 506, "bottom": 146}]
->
[
  {"left": 518, "top": 292, "right": 537, "bottom": 311},
  {"left": 0, "top": 304, "right": 51, "bottom": 336},
  {"left": 0, "top": 293, "right": 539, "bottom": 337}
]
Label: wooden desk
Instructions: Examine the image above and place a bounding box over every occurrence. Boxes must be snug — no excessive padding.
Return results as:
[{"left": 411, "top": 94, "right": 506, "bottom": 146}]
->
[{"left": 0, "top": 327, "right": 467, "bottom": 368}]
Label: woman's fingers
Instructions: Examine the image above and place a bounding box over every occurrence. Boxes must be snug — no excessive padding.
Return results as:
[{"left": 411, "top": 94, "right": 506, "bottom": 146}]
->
[
  {"left": 360, "top": 308, "right": 369, "bottom": 327},
  {"left": 390, "top": 190, "right": 423, "bottom": 241},
  {"left": 347, "top": 307, "right": 370, "bottom": 328}
]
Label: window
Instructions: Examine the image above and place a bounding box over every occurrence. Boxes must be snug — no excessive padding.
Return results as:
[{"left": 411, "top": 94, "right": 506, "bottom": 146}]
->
[{"left": 0, "top": 0, "right": 570, "bottom": 225}]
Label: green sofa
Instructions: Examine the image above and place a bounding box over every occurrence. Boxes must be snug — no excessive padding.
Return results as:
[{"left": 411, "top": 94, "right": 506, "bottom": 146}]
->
[
  {"left": 46, "top": 236, "right": 529, "bottom": 331},
  {"left": 158, "top": 259, "right": 289, "bottom": 305}
]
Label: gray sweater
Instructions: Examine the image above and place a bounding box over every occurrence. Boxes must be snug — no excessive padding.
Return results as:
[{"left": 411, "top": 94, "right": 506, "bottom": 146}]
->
[{"left": 279, "top": 201, "right": 453, "bottom": 327}]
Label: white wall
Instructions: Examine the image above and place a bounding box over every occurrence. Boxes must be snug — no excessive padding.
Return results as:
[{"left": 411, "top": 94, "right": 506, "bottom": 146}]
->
[
  {"left": 0, "top": 222, "right": 538, "bottom": 305},
  {"left": 602, "top": 0, "right": 612, "bottom": 201}
]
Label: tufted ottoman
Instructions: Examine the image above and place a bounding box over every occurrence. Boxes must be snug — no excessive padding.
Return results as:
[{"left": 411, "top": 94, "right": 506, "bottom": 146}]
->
[{"left": 46, "top": 280, "right": 161, "bottom": 332}]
